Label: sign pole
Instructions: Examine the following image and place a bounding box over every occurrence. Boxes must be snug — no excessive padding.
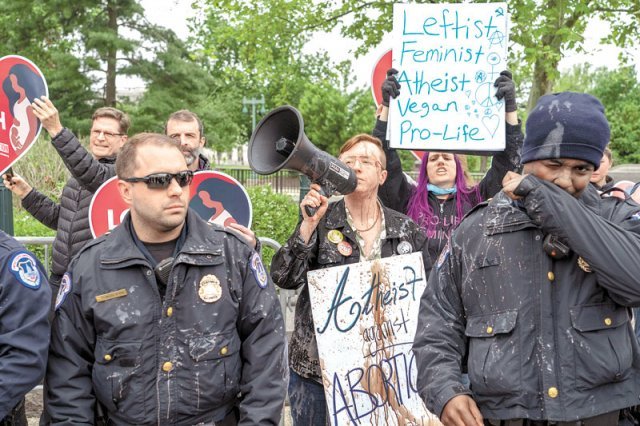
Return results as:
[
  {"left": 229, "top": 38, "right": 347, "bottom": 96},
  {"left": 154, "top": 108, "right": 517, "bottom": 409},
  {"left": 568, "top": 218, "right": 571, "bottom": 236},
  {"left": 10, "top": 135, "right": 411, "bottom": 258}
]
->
[{"left": 0, "top": 181, "right": 14, "bottom": 235}]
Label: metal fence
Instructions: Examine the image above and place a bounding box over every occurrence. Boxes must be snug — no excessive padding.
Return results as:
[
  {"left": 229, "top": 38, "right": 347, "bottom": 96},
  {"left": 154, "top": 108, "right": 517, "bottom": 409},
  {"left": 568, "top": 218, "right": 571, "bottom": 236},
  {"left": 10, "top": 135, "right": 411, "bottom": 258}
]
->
[
  {"left": 217, "top": 167, "right": 301, "bottom": 196},
  {"left": 217, "top": 166, "right": 486, "bottom": 196}
]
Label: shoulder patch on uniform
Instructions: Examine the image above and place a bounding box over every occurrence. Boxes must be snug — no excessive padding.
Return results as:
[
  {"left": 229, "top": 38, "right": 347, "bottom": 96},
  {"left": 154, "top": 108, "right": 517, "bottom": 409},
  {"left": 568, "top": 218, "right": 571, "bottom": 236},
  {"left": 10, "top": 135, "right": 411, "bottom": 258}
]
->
[
  {"left": 250, "top": 252, "right": 268, "bottom": 288},
  {"left": 55, "top": 273, "right": 72, "bottom": 310},
  {"left": 9, "top": 251, "right": 41, "bottom": 289},
  {"left": 436, "top": 242, "right": 450, "bottom": 270}
]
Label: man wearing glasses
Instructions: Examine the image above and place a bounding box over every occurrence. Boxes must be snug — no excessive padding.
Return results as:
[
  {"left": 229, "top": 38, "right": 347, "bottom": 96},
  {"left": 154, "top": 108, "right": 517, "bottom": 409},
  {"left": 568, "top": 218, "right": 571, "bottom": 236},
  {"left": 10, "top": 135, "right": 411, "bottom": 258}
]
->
[
  {"left": 2, "top": 97, "right": 130, "bottom": 301},
  {"left": 45, "top": 133, "right": 287, "bottom": 425}
]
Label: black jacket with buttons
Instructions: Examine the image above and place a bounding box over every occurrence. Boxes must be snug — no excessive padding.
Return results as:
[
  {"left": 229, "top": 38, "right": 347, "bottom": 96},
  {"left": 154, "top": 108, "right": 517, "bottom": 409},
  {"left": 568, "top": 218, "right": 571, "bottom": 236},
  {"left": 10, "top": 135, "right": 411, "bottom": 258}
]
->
[
  {"left": 271, "top": 199, "right": 431, "bottom": 380},
  {"left": 413, "top": 176, "right": 640, "bottom": 422},
  {"left": 45, "top": 211, "right": 287, "bottom": 425},
  {"left": 0, "top": 231, "right": 51, "bottom": 420}
]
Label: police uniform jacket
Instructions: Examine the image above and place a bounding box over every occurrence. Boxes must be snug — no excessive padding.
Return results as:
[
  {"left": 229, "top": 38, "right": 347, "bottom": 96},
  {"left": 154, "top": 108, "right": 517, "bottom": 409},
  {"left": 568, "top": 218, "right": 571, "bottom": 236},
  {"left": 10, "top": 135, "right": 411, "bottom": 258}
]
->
[
  {"left": 0, "top": 231, "right": 51, "bottom": 419},
  {"left": 374, "top": 118, "right": 523, "bottom": 264},
  {"left": 21, "top": 128, "right": 116, "bottom": 282},
  {"left": 271, "top": 199, "right": 431, "bottom": 380},
  {"left": 413, "top": 175, "right": 640, "bottom": 422},
  {"left": 46, "top": 211, "right": 287, "bottom": 425}
]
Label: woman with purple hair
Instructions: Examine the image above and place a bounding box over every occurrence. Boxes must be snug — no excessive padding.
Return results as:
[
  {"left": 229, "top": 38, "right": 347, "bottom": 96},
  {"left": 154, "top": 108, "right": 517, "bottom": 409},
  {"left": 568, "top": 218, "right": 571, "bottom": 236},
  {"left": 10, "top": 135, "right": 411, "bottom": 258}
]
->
[{"left": 374, "top": 69, "right": 523, "bottom": 263}]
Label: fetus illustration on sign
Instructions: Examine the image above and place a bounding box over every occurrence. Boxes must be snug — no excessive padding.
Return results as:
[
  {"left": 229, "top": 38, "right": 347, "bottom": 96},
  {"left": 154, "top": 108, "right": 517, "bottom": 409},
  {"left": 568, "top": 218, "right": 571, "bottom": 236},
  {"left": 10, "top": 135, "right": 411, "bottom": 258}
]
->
[
  {"left": 188, "top": 174, "right": 252, "bottom": 228},
  {"left": 2, "top": 64, "right": 44, "bottom": 153}
]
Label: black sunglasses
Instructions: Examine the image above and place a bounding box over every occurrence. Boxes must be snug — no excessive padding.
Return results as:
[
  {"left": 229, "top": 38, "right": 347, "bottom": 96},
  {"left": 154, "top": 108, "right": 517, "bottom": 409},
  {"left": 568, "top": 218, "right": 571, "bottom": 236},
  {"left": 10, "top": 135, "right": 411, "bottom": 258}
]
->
[{"left": 123, "top": 170, "right": 194, "bottom": 189}]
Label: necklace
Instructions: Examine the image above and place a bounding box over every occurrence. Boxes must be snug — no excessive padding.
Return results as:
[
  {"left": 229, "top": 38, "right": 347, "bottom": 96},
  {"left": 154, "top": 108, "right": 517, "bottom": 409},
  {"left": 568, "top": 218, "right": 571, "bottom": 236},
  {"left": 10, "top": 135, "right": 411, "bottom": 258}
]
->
[{"left": 353, "top": 206, "right": 380, "bottom": 233}]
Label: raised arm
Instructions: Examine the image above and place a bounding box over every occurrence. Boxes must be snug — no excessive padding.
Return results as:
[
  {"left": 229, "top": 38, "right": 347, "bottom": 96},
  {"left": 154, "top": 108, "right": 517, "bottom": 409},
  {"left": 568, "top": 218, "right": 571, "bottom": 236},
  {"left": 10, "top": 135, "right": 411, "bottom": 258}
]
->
[
  {"left": 32, "top": 97, "right": 117, "bottom": 193},
  {"left": 375, "top": 69, "right": 416, "bottom": 213},
  {"left": 477, "top": 71, "right": 523, "bottom": 199}
]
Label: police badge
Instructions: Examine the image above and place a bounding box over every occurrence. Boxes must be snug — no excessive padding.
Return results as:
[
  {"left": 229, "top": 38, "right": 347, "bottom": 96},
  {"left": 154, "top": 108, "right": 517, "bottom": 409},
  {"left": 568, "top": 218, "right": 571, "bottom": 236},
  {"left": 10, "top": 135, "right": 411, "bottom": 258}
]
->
[{"left": 198, "top": 274, "right": 222, "bottom": 303}]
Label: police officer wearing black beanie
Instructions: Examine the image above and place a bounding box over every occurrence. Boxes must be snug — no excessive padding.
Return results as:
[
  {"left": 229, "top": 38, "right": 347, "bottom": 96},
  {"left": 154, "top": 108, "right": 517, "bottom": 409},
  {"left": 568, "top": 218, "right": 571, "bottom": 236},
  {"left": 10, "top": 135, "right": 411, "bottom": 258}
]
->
[{"left": 414, "top": 92, "right": 640, "bottom": 426}]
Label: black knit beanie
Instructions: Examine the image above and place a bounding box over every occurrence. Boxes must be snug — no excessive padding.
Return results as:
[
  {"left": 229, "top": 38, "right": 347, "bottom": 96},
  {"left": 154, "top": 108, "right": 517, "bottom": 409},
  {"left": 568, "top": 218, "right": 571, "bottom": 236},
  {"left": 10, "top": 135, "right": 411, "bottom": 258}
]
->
[{"left": 523, "top": 92, "right": 610, "bottom": 170}]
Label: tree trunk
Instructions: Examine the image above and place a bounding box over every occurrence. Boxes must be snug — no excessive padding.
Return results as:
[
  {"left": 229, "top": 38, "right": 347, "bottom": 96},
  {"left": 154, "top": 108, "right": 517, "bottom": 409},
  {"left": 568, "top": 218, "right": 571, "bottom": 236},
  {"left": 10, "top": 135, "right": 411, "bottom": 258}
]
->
[
  {"left": 527, "top": 60, "right": 556, "bottom": 112},
  {"left": 105, "top": 1, "right": 118, "bottom": 106}
]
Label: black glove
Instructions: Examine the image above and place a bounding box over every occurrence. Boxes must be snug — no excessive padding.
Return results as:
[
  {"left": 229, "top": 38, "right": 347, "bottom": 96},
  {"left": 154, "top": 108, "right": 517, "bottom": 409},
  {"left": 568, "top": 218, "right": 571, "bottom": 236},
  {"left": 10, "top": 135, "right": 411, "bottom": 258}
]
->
[
  {"left": 494, "top": 70, "right": 517, "bottom": 113},
  {"left": 381, "top": 68, "right": 401, "bottom": 107}
]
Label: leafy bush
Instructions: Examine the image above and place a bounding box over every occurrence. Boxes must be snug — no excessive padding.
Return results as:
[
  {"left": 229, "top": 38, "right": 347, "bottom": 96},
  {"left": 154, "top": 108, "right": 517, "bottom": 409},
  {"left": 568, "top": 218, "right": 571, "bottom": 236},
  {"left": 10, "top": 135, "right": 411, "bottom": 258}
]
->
[
  {"left": 248, "top": 185, "right": 300, "bottom": 268},
  {"left": 10, "top": 135, "right": 71, "bottom": 211},
  {"left": 13, "top": 209, "right": 55, "bottom": 272}
]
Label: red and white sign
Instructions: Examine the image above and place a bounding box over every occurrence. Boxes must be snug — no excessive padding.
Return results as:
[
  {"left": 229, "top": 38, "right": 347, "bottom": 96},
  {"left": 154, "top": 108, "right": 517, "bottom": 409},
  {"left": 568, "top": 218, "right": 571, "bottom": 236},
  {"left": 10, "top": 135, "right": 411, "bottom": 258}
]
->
[
  {"left": 0, "top": 55, "right": 48, "bottom": 175},
  {"left": 89, "top": 171, "right": 253, "bottom": 238}
]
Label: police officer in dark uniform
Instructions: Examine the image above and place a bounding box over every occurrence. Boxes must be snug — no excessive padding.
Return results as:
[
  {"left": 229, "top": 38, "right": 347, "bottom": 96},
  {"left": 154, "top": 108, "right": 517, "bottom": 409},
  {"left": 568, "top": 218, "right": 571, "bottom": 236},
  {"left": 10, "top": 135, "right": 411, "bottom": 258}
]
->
[
  {"left": 45, "top": 133, "right": 287, "bottom": 425},
  {"left": 413, "top": 92, "right": 640, "bottom": 426},
  {"left": 0, "top": 230, "right": 51, "bottom": 425}
]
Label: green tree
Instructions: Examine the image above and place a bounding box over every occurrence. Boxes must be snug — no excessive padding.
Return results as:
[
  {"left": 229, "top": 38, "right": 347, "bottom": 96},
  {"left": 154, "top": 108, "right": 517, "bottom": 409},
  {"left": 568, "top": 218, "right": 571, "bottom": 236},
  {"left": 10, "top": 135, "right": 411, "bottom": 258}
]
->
[
  {"left": 509, "top": 0, "right": 640, "bottom": 109},
  {"left": 1, "top": 0, "right": 178, "bottom": 115},
  {"left": 194, "top": 0, "right": 640, "bottom": 111},
  {"left": 126, "top": 36, "right": 244, "bottom": 153},
  {"left": 555, "top": 64, "right": 640, "bottom": 163}
]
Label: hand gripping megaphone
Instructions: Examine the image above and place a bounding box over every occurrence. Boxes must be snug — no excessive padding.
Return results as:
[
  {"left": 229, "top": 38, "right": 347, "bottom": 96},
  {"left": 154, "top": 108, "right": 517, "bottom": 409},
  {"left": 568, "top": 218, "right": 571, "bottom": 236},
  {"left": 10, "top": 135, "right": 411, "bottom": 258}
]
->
[{"left": 248, "top": 106, "right": 357, "bottom": 216}]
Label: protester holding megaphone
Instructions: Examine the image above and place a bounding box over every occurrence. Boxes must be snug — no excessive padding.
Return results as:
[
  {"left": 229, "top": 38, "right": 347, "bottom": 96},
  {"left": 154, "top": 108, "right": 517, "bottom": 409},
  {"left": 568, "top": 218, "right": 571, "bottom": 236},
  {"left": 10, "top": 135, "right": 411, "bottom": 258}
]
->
[
  {"left": 375, "top": 69, "right": 523, "bottom": 263},
  {"left": 271, "top": 133, "right": 430, "bottom": 426}
]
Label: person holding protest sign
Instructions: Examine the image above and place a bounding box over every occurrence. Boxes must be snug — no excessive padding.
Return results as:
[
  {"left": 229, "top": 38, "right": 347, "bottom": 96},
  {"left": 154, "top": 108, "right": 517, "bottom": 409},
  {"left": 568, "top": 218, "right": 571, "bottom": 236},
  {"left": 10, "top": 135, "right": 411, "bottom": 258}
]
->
[
  {"left": 413, "top": 92, "right": 640, "bottom": 426},
  {"left": 165, "top": 109, "right": 258, "bottom": 248},
  {"left": 271, "top": 134, "right": 431, "bottom": 425},
  {"left": 0, "top": 231, "right": 50, "bottom": 426},
  {"left": 45, "top": 133, "right": 287, "bottom": 425},
  {"left": 374, "top": 69, "right": 523, "bottom": 263},
  {"left": 2, "top": 99, "right": 129, "bottom": 299}
]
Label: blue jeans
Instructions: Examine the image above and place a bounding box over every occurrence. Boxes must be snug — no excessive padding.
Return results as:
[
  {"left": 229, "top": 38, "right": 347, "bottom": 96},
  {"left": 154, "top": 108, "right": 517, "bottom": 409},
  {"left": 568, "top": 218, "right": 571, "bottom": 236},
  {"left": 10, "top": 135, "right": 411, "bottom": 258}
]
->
[{"left": 288, "top": 369, "right": 328, "bottom": 426}]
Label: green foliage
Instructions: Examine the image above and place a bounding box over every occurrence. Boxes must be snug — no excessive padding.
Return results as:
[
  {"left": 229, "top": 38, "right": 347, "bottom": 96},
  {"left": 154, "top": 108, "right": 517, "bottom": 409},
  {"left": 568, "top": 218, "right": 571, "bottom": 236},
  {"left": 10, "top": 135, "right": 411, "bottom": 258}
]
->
[
  {"left": 10, "top": 136, "right": 70, "bottom": 211},
  {"left": 192, "top": 0, "right": 375, "bottom": 148},
  {"left": 126, "top": 37, "right": 245, "bottom": 151},
  {"left": 555, "top": 64, "right": 640, "bottom": 163},
  {"left": 298, "top": 78, "right": 375, "bottom": 154},
  {"left": 247, "top": 185, "right": 299, "bottom": 268}
]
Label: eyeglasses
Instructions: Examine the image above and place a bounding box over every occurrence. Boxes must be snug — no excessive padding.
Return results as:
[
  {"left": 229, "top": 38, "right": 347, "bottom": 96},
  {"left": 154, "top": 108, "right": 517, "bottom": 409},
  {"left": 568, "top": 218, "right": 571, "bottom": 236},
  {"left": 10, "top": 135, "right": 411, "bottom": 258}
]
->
[
  {"left": 342, "top": 156, "right": 382, "bottom": 169},
  {"left": 123, "top": 170, "right": 194, "bottom": 189},
  {"left": 91, "top": 129, "right": 124, "bottom": 139}
]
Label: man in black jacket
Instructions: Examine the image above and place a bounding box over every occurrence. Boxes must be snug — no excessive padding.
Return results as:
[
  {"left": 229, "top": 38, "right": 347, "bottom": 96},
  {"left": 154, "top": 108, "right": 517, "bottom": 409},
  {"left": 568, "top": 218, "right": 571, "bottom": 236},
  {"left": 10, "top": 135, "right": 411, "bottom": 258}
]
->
[
  {"left": 45, "top": 133, "right": 287, "bottom": 425},
  {"left": 2, "top": 98, "right": 129, "bottom": 296},
  {"left": 0, "top": 232, "right": 51, "bottom": 425},
  {"left": 413, "top": 92, "right": 640, "bottom": 426}
]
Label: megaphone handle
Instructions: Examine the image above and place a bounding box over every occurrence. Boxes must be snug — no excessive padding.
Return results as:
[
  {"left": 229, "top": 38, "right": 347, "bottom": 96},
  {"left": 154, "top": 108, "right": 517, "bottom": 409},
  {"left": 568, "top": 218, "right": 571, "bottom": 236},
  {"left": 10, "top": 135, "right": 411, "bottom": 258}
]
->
[{"left": 304, "top": 186, "right": 326, "bottom": 218}]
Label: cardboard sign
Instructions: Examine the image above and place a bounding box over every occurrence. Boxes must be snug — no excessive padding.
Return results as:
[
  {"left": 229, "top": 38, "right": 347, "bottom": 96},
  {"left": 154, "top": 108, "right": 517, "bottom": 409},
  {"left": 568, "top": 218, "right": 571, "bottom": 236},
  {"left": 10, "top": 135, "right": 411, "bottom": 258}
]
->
[
  {"left": 372, "top": 49, "right": 424, "bottom": 162},
  {"left": 89, "top": 171, "right": 253, "bottom": 238},
  {"left": 389, "top": 3, "right": 508, "bottom": 152},
  {"left": 308, "top": 252, "right": 439, "bottom": 425},
  {"left": 0, "top": 55, "right": 48, "bottom": 175}
]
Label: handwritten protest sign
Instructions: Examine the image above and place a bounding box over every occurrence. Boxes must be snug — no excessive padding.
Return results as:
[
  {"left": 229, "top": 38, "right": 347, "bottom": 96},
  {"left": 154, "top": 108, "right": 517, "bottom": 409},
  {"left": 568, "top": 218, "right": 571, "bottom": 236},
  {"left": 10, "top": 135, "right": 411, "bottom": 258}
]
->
[
  {"left": 389, "top": 3, "right": 508, "bottom": 152},
  {"left": 0, "top": 55, "right": 48, "bottom": 175},
  {"left": 308, "top": 252, "right": 440, "bottom": 425},
  {"left": 89, "top": 171, "right": 253, "bottom": 237},
  {"left": 372, "top": 49, "right": 424, "bottom": 162}
]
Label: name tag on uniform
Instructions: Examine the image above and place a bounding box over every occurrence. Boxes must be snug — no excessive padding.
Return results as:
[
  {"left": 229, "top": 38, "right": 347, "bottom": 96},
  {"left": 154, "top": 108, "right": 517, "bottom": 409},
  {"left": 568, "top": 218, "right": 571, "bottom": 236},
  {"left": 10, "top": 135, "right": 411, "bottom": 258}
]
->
[{"left": 95, "top": 288, "right": 128, "bottom": 303}]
